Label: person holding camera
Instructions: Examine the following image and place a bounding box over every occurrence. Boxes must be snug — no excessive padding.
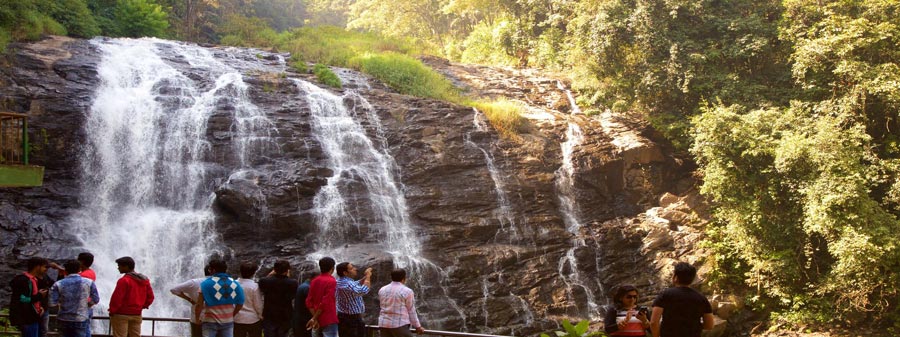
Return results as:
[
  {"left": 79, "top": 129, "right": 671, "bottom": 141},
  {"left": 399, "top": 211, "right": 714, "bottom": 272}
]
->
[{"left": 604, "top": 284, "right": 650, "bottom": 336}]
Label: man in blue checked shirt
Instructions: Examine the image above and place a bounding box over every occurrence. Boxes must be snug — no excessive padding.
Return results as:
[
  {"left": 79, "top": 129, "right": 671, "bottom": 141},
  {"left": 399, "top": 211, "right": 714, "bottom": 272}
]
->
[
  {"left": 49, "top": 260, "right": 100, "bottom": 337},
  {"left": 334, "top": 262, "right": 372, "bottom": 337}
]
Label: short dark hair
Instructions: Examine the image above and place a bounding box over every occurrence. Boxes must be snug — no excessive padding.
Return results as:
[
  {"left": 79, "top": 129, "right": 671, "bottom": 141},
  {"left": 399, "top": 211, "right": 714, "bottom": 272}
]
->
[
  {"left": 273, "top": 260, "right": 290, "bottom": 274},
  {"left": 240, "top": 262, "right": 258, "bottom": 279},
  {"left": 673, "top": 262, "right": 697, "bottom": 285},
  {"left": 319, "top": 257, "right": 335, "bottom": 274},
  {"left": 390, "top": 268, "right": 406, "bottom": 282},
  {"left": 115, "top": 256, "right": 135, "bottom": 270},
  {"left": 64, "top": 260, "right": 81, "bottom": 274},
  {"left": 336, "top": 262, "right": 350, "bottom": 277},
  {"left": 613, "top": 284, "right": 638, "bottom": 307},
  {"left": 77, "top": 252, "right": 94, "bottom": 268},
  {"left": 298, "top": 270, "right": 319, "bottom": 283},
  {"left": 26, "top": 257, "right": 48, "bottom": 271},
  {"left": 208, "top": 259, "right": 228, "bottom": 274}
]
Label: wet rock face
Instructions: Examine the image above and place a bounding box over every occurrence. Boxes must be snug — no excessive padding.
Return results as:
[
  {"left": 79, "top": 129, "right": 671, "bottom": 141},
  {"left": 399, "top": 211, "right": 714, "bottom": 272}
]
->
[{"left": 1, "top": 38, "right": 718, "bottom": 336}]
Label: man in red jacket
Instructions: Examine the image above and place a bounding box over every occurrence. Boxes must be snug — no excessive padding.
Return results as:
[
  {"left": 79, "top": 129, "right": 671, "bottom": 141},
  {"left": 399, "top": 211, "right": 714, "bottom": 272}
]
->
[{"left": 109, "top": 256, "right": 155, "bottom": 337}]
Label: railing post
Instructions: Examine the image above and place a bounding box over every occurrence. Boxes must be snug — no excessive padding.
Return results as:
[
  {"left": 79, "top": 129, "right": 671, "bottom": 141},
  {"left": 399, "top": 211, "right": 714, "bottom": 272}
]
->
[
  {"left": 22, "top": 116, "right": 28, "bottom": 165},
  {"left": 152, "top": 319, "right": 156, "bottom": 336}
]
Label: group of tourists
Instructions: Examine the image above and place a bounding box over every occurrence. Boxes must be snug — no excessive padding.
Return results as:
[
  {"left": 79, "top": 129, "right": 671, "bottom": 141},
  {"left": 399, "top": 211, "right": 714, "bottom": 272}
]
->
[
  {"left": 7, "top": 254, "right": 154, "bottom": 337},
  {"left": 603, "top": 262, "right": 715, "bottom": 337},
  {"left": 9, "top": 253, "right": 711, "bottom": 337},
  {"left": 166, "top": 256, "right": 423, "bottom": 337},
  {"left": 7, "top": 253, "right": 423, "bottom": 337}
]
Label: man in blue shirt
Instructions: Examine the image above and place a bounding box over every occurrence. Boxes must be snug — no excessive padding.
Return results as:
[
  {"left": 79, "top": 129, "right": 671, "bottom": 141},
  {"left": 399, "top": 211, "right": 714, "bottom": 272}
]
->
[
  {"left": 335, "top": 262, "right": 371, "bottom": 337},
  {"left": 49, "top": 260, "right": 100, "bottom": 337}
]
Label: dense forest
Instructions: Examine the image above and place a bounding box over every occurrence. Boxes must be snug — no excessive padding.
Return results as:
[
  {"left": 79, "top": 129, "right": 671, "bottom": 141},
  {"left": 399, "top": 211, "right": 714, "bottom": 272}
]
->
[{"left": 2, "top": 0, "right": 899, "bottom": 331}]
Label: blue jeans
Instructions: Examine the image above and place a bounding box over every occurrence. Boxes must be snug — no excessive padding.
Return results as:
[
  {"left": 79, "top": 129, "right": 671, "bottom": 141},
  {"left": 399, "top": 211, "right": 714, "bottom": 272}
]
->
[
  {"left": 59, "top": 320, "right": 90, "bottom": 337},
  {"left": 20, "top": 322, "right": 40, "bottom": 337},
  {"left": 320, "top": 324, "right": 337, "bottom": 337},
  {"left": 202, "top": 322, "right": 235, "bottom": 337}
]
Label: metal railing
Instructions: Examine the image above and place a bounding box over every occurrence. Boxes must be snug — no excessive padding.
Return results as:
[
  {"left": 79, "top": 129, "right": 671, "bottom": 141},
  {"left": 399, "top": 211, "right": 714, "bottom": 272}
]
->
[
  {"left": 0, "top": 112, "right": 29, "bottom": 165},
  {"left": 0, "top": 314, "right": 513, "bottom": 337}
]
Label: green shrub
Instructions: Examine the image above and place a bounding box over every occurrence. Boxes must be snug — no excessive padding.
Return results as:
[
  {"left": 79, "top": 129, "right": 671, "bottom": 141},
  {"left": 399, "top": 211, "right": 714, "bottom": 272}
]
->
[
  {"left": 540, "top": 320, "right": 605, "bottom": 337},
  {"left": 459, "top": 21, "right": 518, "bottom": 66},
  {"left": 37, "top": 0, "right": 100, "bottom": 37},
  {"left": 472, "top": 98, "right": 527, "bottom": 139},
  {"left": 109, "top": 0, "right": 168, "bottom": 38},
  {"left": 218, "top": 14, "right": 282, "bottom": 47},
  {"left": 349, "top": 52, "right": 461, "bottom": 103},
  {"left": 313, "top": 64, "right": 342, "bottom": 89}
]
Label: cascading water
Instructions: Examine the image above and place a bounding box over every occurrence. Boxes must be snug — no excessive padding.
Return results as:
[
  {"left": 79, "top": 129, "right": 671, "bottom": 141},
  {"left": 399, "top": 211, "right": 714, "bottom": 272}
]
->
[
  {"left": 294, "top": 79, "right": 466, "bottom": 329},
  {"left": 70, "top": 38, "right": 275, "bottom": 334},
  {"left": 556, "top": 81, "right": 582, "bottom": 114},
  {"left": 554, "top": 121, "right": 601, "bottom": 318},
  {"left": 464, "top": 108, "right": 518, "bottom": 241}
]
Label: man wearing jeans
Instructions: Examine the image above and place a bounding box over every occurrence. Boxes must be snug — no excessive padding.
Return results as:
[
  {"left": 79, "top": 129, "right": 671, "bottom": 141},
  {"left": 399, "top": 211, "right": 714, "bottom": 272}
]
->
[
  {"left": 49, "top": 260, "right": 100, "bottom": 337},
  {"left": 305, "top": 257, "right": 338, "bottom": 337},
  {"left": 109, "top": 257, "right": 154, "bottom": 337},
  {"left": 197, "top": 259, "right": 245, "bottom": 337}
]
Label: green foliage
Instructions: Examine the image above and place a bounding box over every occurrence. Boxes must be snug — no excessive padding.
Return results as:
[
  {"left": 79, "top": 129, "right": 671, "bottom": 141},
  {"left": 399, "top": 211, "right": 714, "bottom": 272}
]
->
[
  {"left": 109, "top": 0, "right": 168, "bottom": 38},
  {"left": 472, "top": 98, "right": 527, "bottom": 139},
  {"left": 0, "top": 0, "right": 67, "bottom": 45},
  {"left": 693, "top": 102, "right": 900, "bottom": 323},
  {"left": 569, "top": 0, "right": 793, "bottom": 150},
  {"left": 279, "top": 26, "right": 418, "bottom": 68},
  {"left": 458, "top": 20, "right": 518, "bottom": 67},
  {"left": 37, "top": 0, "right": 100, "bottom": 37},
  {"left": 539, "top": 320, "right": 604, "bottom": 337},
  {"left": 312, "top": 63, "right": 342, "bottom": 89},
  {"left": 348, "top": 52, "right": 462, "bottom": 103},
  {"left": 218, "top": 14, "right": 281, "bottom": 47}
]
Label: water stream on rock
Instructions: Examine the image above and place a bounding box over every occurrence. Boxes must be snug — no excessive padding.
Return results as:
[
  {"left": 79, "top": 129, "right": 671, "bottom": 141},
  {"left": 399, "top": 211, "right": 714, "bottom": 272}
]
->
[
  {"left": 555, "top": 121, "right": 601, "bottom": 318},
  {"left": 294, "top": 79, "right": 466, "bottom": 329},
  {"left": 70, "top": 38, "right": 276, "bottom": 335},
  {"left": 464, "top": 108, "right": 518, "bottom": 241}
]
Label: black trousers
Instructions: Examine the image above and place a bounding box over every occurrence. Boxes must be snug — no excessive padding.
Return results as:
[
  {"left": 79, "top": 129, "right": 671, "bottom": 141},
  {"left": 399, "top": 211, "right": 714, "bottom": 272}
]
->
[
  {"left": 337, "top": 313, "right": 366, "bottom": 337},
  {"left": 235, "top": 321, "right": 263, "bottom": 337}
]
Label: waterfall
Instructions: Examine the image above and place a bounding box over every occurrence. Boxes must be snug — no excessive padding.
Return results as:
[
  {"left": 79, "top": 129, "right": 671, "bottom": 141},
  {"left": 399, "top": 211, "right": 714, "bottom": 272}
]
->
[
  {"left": 295, "top": 79, "right": 468, "bottom": 329},
  {"left": 464, "top": 108, "right": 517, "bottom": 241},
  {"left": 554, "top": 122, "right": 601, "bottom": 318},
  {"left": 556, "top": 81, "right": 582, "bottom": 114},
  {"left": 70, "top": 38, "right": 275, "bottom": 334}
]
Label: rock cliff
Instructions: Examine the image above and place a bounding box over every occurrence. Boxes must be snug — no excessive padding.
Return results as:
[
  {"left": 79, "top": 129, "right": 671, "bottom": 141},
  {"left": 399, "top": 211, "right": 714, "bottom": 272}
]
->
[{"left": 0, "top": 36, "right": 726, "bottom": 336}]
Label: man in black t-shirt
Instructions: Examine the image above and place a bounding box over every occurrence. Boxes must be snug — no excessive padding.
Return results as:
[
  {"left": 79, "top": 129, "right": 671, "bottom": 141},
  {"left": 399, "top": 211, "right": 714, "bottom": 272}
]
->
[
  {"left": 650, "top": 262, "right": 714, "bottom": 337},
  {"left": 258, "top": 260, "right": 298, "bottom": 337}
]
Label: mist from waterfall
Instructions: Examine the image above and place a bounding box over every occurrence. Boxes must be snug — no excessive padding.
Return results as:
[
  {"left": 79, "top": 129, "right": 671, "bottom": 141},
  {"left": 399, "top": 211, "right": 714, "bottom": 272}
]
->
[{"left": 70, "top": 38, "right": 275, "bottom": 334}]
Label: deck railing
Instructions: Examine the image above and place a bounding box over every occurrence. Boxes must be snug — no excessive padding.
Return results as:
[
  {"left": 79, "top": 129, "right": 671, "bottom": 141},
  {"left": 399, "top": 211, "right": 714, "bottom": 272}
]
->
[
  {"left": 0, "top": 314, "right": 513, "bottom": 337},
  {"left": 0, "top": 112, "right": 29, "bottom": 165}
]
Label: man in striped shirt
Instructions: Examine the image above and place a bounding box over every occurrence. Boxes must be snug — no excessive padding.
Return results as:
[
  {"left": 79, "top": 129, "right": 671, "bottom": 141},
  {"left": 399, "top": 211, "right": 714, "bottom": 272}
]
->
[
  {"left": 335, "top": 262, "right": 371, "bottom": 337},
  {"left": 377, "top": 269, "right": 424, "bottom": 337},
  {"left": 196, "top": 260, "right": 245, "bottom": 337}
]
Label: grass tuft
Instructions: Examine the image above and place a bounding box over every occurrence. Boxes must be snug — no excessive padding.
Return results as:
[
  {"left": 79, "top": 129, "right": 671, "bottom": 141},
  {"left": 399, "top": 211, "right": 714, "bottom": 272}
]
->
[
  {"left": 472, "top": 98, "right": 527, "bottom": 139},
  {"left": 349, "top": 52, "right": 462, "bottom": 103},
  {"left": 313, "top": 63, "right": 342, "bottom": 88}
]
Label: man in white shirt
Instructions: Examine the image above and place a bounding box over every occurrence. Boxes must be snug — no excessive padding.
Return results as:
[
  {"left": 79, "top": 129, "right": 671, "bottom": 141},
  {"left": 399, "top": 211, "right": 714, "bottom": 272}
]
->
[
  {"left": 377, "top": 269, "right": 424, "bottom": 337},
  {"left": 235, "top": 262, "right": 264, "bottom": 337},
  {"left": 170, "top": 265, "right": 211, "bottom": 337}
]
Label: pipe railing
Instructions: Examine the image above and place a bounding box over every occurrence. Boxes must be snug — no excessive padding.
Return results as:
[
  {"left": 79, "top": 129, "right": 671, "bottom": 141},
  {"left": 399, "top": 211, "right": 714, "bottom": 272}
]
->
[
  {"left": 0, "top": 112, "right": 29, "bottom": 165},
  {"left": 0, "top": 314, "right": 514, "bottom": 337}
]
